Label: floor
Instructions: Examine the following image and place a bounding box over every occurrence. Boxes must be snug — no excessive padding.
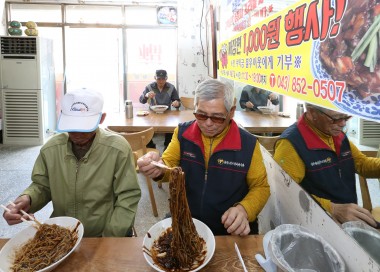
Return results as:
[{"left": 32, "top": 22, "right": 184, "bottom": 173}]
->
[
  {"left": 0, "top": 134, "right": 170, "bottom": 238},
  {"left": 0, "top": 135, "right": 379, "bottom": 238}
]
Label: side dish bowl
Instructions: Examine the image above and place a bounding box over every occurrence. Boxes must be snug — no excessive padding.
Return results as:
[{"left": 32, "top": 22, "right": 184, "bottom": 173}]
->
[
  {"left": 0, "top": 216, "right": 84, "bottom": 272},
  {"left": 142, "top": 217, "right": 215, "bottom": 272},
  {"left": 150, "top": 105, "right": 168, "bottom": 114}
]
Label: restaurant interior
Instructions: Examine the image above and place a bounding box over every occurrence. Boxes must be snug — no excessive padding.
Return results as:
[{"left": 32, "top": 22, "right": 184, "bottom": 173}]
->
[{"left": 0, "top": 0, "right": 380, "bottom": 271}]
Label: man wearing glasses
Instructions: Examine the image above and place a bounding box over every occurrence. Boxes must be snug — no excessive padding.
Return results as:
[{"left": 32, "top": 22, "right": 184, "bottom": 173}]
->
[
  {"left": 137, "top": 79, "right": 270, "bottom": 236},
  {"left": 274, "top": 103, "right": 380, "bottom": 227}
]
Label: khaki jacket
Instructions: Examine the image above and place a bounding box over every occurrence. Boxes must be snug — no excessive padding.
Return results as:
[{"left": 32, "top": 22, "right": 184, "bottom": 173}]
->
[{"left": 23, "top": 128, "right": 141, "bottom": 237}]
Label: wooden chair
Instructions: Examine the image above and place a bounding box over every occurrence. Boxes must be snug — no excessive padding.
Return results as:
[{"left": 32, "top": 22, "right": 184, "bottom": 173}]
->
[
  {"left": 359, "top": 145, "right": 380, "bottom": 222},
  {"left": 106, "top": 127, "right": 160, "bottom": 217},
  {"left": 180, "top": 96, "right": 195, "bottom": 110},
  {"left": 358, "top": 174, "right": 380, "bottom": 222},
  {"left": 252, "top": 134, "right": 280, "bottom": 155}
]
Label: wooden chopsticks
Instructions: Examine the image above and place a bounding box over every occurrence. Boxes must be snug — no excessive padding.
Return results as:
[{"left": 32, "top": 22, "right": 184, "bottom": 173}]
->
[
  {"left": 1, "top": 201, "right": 41, "bottom": 226},
  {"left": 1, "top": 204, "right": 34, "bottom": 226},
  {"left": 150, "top": 160, "right": 171, "bottom": 170}
]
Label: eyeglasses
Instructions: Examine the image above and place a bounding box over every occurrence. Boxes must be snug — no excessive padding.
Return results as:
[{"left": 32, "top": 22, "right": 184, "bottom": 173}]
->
[
  {"left": 193, "top": 112, "right": 227, "bottom": 124},
  {"left": 315, "top": 108, "right": 352, "bottom": 124}
]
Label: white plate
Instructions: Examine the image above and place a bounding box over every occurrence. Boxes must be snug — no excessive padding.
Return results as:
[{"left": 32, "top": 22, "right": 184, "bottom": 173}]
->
[
  {"left": 257, "top": 106, "right": 274, "bottom": 114},
  {"left": 150, "top": 105, "right": 169, "bottom": 114},
  {"left": 0, "top": 216, "right": 84, "bottom": 272},
  {"left": 143, "top": 217, "right": 215, "bottom": 272}
]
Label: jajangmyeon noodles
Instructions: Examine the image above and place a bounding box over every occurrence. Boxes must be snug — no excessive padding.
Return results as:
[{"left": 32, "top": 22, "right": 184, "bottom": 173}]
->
[
  {"left": 11, "top": 222, "right": 79, "bottom": 272},
  {"left": 150, "top": 167, "right": 206, "bottom": 271}
]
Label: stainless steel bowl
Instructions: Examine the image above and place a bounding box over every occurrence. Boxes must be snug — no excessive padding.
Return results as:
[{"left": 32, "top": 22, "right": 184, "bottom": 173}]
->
[
  {"left": 269, "top": 224, "right": 345, "bottom": 272},
  {"left": 342, "top": 221, "right": 380, "bottom": 265}
]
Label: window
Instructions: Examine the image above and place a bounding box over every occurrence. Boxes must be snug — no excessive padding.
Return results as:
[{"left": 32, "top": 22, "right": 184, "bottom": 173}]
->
[
  {"left": 126, "top": 28, "right": 177, "bottom": 104},
  {"left": 66, "top": 5, "right": 122, "bottom": 24},
  {"left": 65, "top": 27, "right": 122, "bottom": 112},
  {"left": 125, "top": 6, "right": 158, "bottom": 25},
  {"left": 10, "top": 4, "right": 62, "bottom": 23},
  {"left": 6, "top": 3, "right": 178, "bottom": 114}
]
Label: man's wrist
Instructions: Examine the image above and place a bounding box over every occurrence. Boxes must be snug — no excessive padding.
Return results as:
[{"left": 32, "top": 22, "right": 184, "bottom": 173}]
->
[
  {"left": 233, "top": 203, "right": 248, "bottom": 219},
  {"left": 19, "top": 194, "right": 32, "bottom": 206}
]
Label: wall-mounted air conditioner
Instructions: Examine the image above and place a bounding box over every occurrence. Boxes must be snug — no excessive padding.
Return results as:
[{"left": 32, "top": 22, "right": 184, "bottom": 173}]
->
[
  {"left": 0, "top": 36, "right": 56, "bottom": 145},
  {"left": 346, "top": 116, "right": 380, "bottom": 146}
]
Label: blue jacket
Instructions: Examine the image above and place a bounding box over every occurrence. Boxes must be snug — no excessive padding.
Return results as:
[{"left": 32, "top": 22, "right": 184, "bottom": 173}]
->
[
  {"left": 177, "top": 120, "right": 257, "bottom": 235},
  {"left": 239, "top": 85, "right": 279, "bottom": 111},
  {"left": 280, "top": 118, "right": 357, "bottom": 204},
  {"left": 139, "top": 82, "right": 180, "bottom": 109}
]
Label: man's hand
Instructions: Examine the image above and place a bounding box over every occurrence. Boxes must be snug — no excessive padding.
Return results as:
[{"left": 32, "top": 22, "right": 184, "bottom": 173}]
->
[
  {"left": 172, "top": 100, "right": 180, "bottom": 108},
  {"left": 245, "top": 101, "right": 254, "bottom": 109},
  {"left": 331, "top": 202, "right": 378, "bottom": 228},
  {"left": 3, "top": 195, "right": 32, "bottom": 225},
  {"left": 145, "top": 91, "right": 156, "bottom": 99},
  {"left": 221, "top": 204, "right": 250, "bottom": 236},
  {"left": 137, "top": 151, "right": 165, "bottom": 179},
  {"left": 268, "top": 93, "right": 277, "bottom": 101}
]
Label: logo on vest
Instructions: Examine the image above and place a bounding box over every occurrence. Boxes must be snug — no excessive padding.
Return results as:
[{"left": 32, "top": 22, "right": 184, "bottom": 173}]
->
[
  {"left": 217, "top": 158, "right": 245, "bottom": 168},
  {"left": 310, "top": 157, "right": 332, "bottom": 167},
  {"left": 341, "top": 151, "right": 351, "bottom": 157},
  {"left": 183, "top": 151, "right": 196, "bottom": 158}
]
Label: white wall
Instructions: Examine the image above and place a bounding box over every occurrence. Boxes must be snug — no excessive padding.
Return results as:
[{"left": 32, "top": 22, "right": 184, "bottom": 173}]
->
[
  {"left": 0, "top": 0, "right": 5, "bottom": 35},
  {"left": 0, "top": 0, "right": 3, "bottom": 118},
  {"left": 177, "top": 1, "right": 210, "bottom": 97}
]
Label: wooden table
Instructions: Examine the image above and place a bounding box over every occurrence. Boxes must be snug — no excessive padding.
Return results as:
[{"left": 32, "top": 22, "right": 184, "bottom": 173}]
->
[
  {"left": 0, "top": 236, "right": 265, "bottom": 271},
  {"left": 105, "top": 110, "right": 295, "bottom": 134}
]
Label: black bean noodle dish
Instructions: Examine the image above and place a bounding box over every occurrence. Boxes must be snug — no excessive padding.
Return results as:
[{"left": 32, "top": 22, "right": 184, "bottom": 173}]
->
[
  {"left": 320, "top": 0, "right": 380, "bottom": 98},
  {"left": 11, "top": 222, "right": 80, "bottom": 272},
  {"left": 146, "top": 167, "right": 207, "bottom": 271}
]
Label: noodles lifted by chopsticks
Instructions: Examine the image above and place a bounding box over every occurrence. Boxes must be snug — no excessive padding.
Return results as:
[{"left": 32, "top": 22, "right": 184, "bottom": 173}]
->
[
  {"left": 151, "top": 167, "right": 206, "bottom": 271},
  {"left": 11, "top": 223, "right": 79, "bottom": 272}
]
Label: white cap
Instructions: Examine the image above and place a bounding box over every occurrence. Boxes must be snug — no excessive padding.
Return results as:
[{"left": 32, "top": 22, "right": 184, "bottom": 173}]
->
[{"left": 57, "top": 89, "right": 104, "bottom": 132}]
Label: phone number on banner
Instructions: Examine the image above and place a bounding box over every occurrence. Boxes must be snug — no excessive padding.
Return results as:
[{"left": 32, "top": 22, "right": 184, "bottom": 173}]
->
[{"left": 271, "top": 75, "right": 346, "bottom": 103}]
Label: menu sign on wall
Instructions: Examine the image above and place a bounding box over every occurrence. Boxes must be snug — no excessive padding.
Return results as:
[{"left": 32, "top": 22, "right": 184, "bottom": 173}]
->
[{"left": 218, "top": 0, "right": 380, "bottom": 122}]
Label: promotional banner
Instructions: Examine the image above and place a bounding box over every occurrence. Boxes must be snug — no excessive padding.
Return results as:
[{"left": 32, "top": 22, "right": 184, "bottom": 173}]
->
[{"left": 218, "top": 0, "right": 380, "bottom": 121}]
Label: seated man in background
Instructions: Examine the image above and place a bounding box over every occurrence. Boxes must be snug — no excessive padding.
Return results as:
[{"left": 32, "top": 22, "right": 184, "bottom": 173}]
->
[
  {"left": 239, "top": 84, "right": 279, "bottom": 111},
  {"left": 139, "top": 69, "right": 181, "bottom": 150},
  {"left": 273, "top": 103, "right": 380, "bottom": 227},
  {"left": 3, "top": 89, "right": 141, "bottom": 237},
  {"left": 137, "top": 79, "right": 270, "bottom": 236}
]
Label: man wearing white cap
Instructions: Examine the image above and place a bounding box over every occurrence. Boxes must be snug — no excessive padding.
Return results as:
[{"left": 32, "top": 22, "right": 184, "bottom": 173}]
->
[{"left": 3, "top": 89, "right": 141, "bottom": 237}]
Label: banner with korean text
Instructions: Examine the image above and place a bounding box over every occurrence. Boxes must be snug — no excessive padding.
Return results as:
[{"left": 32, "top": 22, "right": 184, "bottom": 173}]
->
[{"left": 218, "top": 0, "right": 380, "bottom": 122}]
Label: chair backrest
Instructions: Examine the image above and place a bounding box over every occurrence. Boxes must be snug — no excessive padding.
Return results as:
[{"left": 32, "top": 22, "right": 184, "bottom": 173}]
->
[
  {"left": 358, "top": 175, "right": 373, "bottom": 211},
  {"left": 180, "top": 96, "right": 195, "bottom": 110},
  {"left": 253, "top": 134, "right": 280, "bottom": 154},
  {"left": 106, "top": 127, "right": 155, "bottom": 155},
  {"left": 106, "top": 127, "right": 160, "bottom": 218}
]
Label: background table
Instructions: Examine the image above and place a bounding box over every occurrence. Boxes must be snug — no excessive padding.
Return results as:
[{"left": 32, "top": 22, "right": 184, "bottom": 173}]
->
[
  {"left": 105, "top": 110, "right": 295, "bottom": 134},
  {"left": 0, "top": 235, "right": 265, "bottom": 271}
]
